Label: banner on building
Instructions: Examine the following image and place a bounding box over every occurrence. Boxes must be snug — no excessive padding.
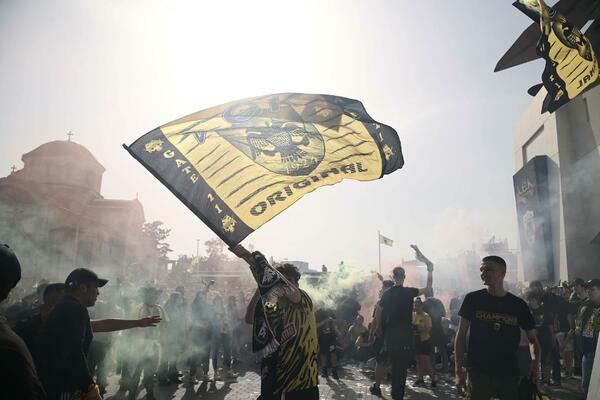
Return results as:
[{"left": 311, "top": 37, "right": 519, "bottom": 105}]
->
[
  {"left": 125, "top": 93, "right": 403, "bottom": 247},
  {"left": 507, "top": 0, "right": 600, "bottom": 113},
  {"left": 513, "top": 155, "right": 554, "bottom": 281}
]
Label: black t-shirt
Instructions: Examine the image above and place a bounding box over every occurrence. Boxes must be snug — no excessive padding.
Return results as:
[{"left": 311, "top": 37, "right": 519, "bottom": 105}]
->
[
  {"left": 578, "top": 301, "right": 600, "bottom": 354},
  {"left": 40, "top": 295, "right": 94, "bottom": 394},
  {"left": 459, "top": 289, "right": 535, "bottom": 376},
  {"left": 0, "top": 319, "right": 46, "bottom": 400},
  {"left": 315, "top": 308, "right": 336, "bottom": 337},
  {"left": 531, "top": 305, "right": 553, "bottom": 341},
  {"left": 379, "top": 286, "right": 419, "bottom": 330},
  {"left": 13, "top": 313, "right": 44, "bottom": 373},
  {"left": 543, "top": 293, "right": 569, "bottom": 333}
]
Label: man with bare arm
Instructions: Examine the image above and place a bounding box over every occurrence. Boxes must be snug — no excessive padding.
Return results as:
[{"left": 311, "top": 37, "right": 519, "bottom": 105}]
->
[
  {"left": 374, "top": 245, "right": 433, "bottom": 400},
  {"left": 455, "top": 256, "right": 540, "bottom": 400},
  {"left": 233, "top": 244, "right": 319, "bottom": 400}
]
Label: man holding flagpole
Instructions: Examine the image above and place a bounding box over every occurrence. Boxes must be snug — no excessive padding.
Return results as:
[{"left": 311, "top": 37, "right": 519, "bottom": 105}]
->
[{"left": 232, "top": 244, "right": 319, "bottom": 400}]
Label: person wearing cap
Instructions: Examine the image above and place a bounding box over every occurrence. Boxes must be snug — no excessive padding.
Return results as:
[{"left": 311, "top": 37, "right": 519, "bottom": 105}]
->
[
  {"left": 528, "top": 280, "right": 564, "bottom": 386},
  {"left": 574, "top": 278, "right": 600, "bottom": 396},
  {"left": 0, "top": 244, "right": 46, "bottom": 400},
  {"left": 373, "top": 245, "right": 434, "bottom": 400},
  {"left": 40, "top": 268, "right": 161, "bottom": 400},
  {"left": 455, "top": 256, "right": 540, "bottom": 400}
]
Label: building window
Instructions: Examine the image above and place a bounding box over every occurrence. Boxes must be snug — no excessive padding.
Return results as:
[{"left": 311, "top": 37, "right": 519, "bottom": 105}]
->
[{"left": 522, "top": 125, "right": 545, "bottom": 165}]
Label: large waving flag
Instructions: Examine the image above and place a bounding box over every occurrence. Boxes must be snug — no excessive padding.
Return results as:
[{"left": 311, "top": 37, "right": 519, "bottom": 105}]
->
[
  {"left": 497, "top": 0, "right": 600, "bottom": 113},
  {"left": 125, "top": 93, "right": 403, "bottom": 247}
]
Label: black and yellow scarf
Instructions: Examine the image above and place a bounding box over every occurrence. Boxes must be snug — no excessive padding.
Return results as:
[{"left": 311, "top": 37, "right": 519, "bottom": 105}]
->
[{"left": 249, "top": 251, "right": 294, "bottom": 357}]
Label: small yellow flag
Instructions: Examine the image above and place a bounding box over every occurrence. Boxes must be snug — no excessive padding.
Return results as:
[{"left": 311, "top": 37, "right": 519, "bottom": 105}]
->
[{"left": 379, "top": 233, "right": 393, "bottom": 247}]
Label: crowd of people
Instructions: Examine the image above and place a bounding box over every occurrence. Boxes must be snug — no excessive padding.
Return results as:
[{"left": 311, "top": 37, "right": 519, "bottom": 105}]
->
[{"left": 1, "top": 241, "right": 599, "bottom": 400}]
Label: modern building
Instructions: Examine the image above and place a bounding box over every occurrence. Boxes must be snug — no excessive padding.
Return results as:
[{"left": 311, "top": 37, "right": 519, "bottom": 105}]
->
[
  {"left": 513, "top": 86, "right": 600, "bottom": 283},
  {"left": 0, "top": 138, "right": 157, "bottom": 284}
]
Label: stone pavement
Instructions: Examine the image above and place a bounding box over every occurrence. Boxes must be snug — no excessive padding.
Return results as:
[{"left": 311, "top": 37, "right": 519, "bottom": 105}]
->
[{"left": 104, "top": 363, "right": 585, "bottom": 400}]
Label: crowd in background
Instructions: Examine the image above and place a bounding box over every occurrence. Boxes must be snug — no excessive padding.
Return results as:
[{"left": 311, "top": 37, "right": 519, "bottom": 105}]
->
[{"left": 1, "top": 242, "right": 599, "bottom": 400}]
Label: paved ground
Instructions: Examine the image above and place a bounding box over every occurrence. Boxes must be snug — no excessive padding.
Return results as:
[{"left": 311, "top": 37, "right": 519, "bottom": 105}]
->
[{"left": 104, "top": 363, "right": 586, "bottom": 400}]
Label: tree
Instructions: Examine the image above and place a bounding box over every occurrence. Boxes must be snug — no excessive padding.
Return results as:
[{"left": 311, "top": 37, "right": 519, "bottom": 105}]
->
[
  {"left": 142, "top": 221, "right": 172, "bottom": 262},
  {"left": 204, "top": 237, "right": 225, "bottom": 259}
]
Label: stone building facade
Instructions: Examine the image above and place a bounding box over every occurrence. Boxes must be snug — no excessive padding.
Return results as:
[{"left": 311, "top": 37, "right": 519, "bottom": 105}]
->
[{"left": 0, "top": 139, "right": 156, "bottom": 283}]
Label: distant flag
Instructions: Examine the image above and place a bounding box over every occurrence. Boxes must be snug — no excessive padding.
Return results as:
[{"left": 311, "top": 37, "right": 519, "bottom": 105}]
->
[
  {"left": 379, "top": 233, "right": 394, "bottom": 247},
  {"left": 125, "top": 93, "right": 403, "bottom": 247}
]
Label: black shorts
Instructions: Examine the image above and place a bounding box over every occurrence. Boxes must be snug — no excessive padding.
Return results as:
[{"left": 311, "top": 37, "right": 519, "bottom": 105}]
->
[
  {"left": 280, "top": 386, "right": 319, "bottom": 400},
  {"left": 416, "top": 339, "right": 431, "bottom": 356},
  {"left": 372, "top": 336, "right": 389, "bottom": 363},
  {"left": 318, "top": 334, "right": 336, "bottom": 354}
]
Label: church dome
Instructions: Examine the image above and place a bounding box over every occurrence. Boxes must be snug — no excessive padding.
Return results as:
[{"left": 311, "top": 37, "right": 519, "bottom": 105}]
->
[
  {"left": 22, "top": 140, "right": 104, "bottom": 169},
  {"left": 18, "top": 140, "right": 105, "bottom": 195}
]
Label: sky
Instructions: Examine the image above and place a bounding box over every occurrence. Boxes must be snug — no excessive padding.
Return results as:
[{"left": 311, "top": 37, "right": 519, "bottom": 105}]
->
[{"left": 0, "top": 0, "right": 546, "bottom": 271}]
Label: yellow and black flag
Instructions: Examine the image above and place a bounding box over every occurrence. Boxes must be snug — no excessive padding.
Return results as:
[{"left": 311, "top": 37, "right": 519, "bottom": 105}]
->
[
  {"left": 503, "top": 0, "right": 600, "bottom": 113},
  {"left": 124, "top": 93, "right": 403, "bottom": 247}
]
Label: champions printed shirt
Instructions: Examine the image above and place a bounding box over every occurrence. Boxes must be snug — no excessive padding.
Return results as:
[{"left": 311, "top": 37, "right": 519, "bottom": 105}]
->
[
  {"left": 264, "top": 290, "right": 318, "bottom": 394},
  {"left": 459, "top": 289, "right": 535, "bottom": 376}
]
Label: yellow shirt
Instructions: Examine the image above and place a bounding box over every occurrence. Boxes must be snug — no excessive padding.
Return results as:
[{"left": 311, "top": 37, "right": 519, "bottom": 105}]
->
[{"left": 412, "top": 311, "right": 432, "bottom": 342}]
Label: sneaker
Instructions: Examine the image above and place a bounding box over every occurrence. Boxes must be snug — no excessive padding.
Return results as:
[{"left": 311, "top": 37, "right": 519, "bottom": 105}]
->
[
  {"left": 369, "top": 384, "right": 382, "bottom": 396},
  {"left": 549, "top": 380, "right": 561, "bottom": 387}
]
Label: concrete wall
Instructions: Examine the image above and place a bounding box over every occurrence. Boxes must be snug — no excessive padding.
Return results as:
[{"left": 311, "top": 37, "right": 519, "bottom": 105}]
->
[
  {"left": 556, "top": 88, "right": 600, "bottom": 280},
  {"left": 514, "top": 86, "right": 600, "bottom": 282}
]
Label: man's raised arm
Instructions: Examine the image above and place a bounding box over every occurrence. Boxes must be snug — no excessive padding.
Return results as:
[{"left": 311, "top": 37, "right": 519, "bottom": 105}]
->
[{"left": 411, "top": 245, "right": 433, "bottom": 296}]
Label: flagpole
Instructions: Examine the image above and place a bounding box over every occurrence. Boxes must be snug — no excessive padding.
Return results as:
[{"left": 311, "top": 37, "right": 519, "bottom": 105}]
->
[{"left": 378, "top": 230, "right": 381, "bottom": 274}]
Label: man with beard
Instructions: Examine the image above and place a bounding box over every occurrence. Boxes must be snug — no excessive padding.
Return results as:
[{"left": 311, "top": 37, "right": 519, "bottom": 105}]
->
[
  {"left": 455, "top": 256, "right": 540, "bottom": 400},
  {"left": 40, "top": 269, "right": 161, "bottom": 400},
  {"left": 0, "top": 244, "right": 46, "bottom": 400}
]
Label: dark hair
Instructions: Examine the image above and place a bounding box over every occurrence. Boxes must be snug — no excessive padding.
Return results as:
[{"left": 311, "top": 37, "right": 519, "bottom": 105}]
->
[
  {"left": 482, "top": 255, "right": 507, "bottom": 274},
  {"left": 392, "top": 266, "right": 406, "bottom": 279},
  {"left": 43, "top": 283, "right": 66, "bottom": 303},
  {"left": 0, "top": 244, "right": 21, "bottom": 288},
  {"left": 525, "top": 291, "right": 541, "bottom": 302},
  {"left": 529, "top": 280, "right": 543, "bottom": 289},
  {"left": 276, "top": 263, "right": 301, "bottom": 282}
]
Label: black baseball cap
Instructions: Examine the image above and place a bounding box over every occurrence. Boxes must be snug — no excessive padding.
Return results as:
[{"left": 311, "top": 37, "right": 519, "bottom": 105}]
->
[
  {"left": 585, "top": 278, "right": 600, "bottom": 289},
  {"left": 65, "top": 268, "right": 108, "bottom": 288}
]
